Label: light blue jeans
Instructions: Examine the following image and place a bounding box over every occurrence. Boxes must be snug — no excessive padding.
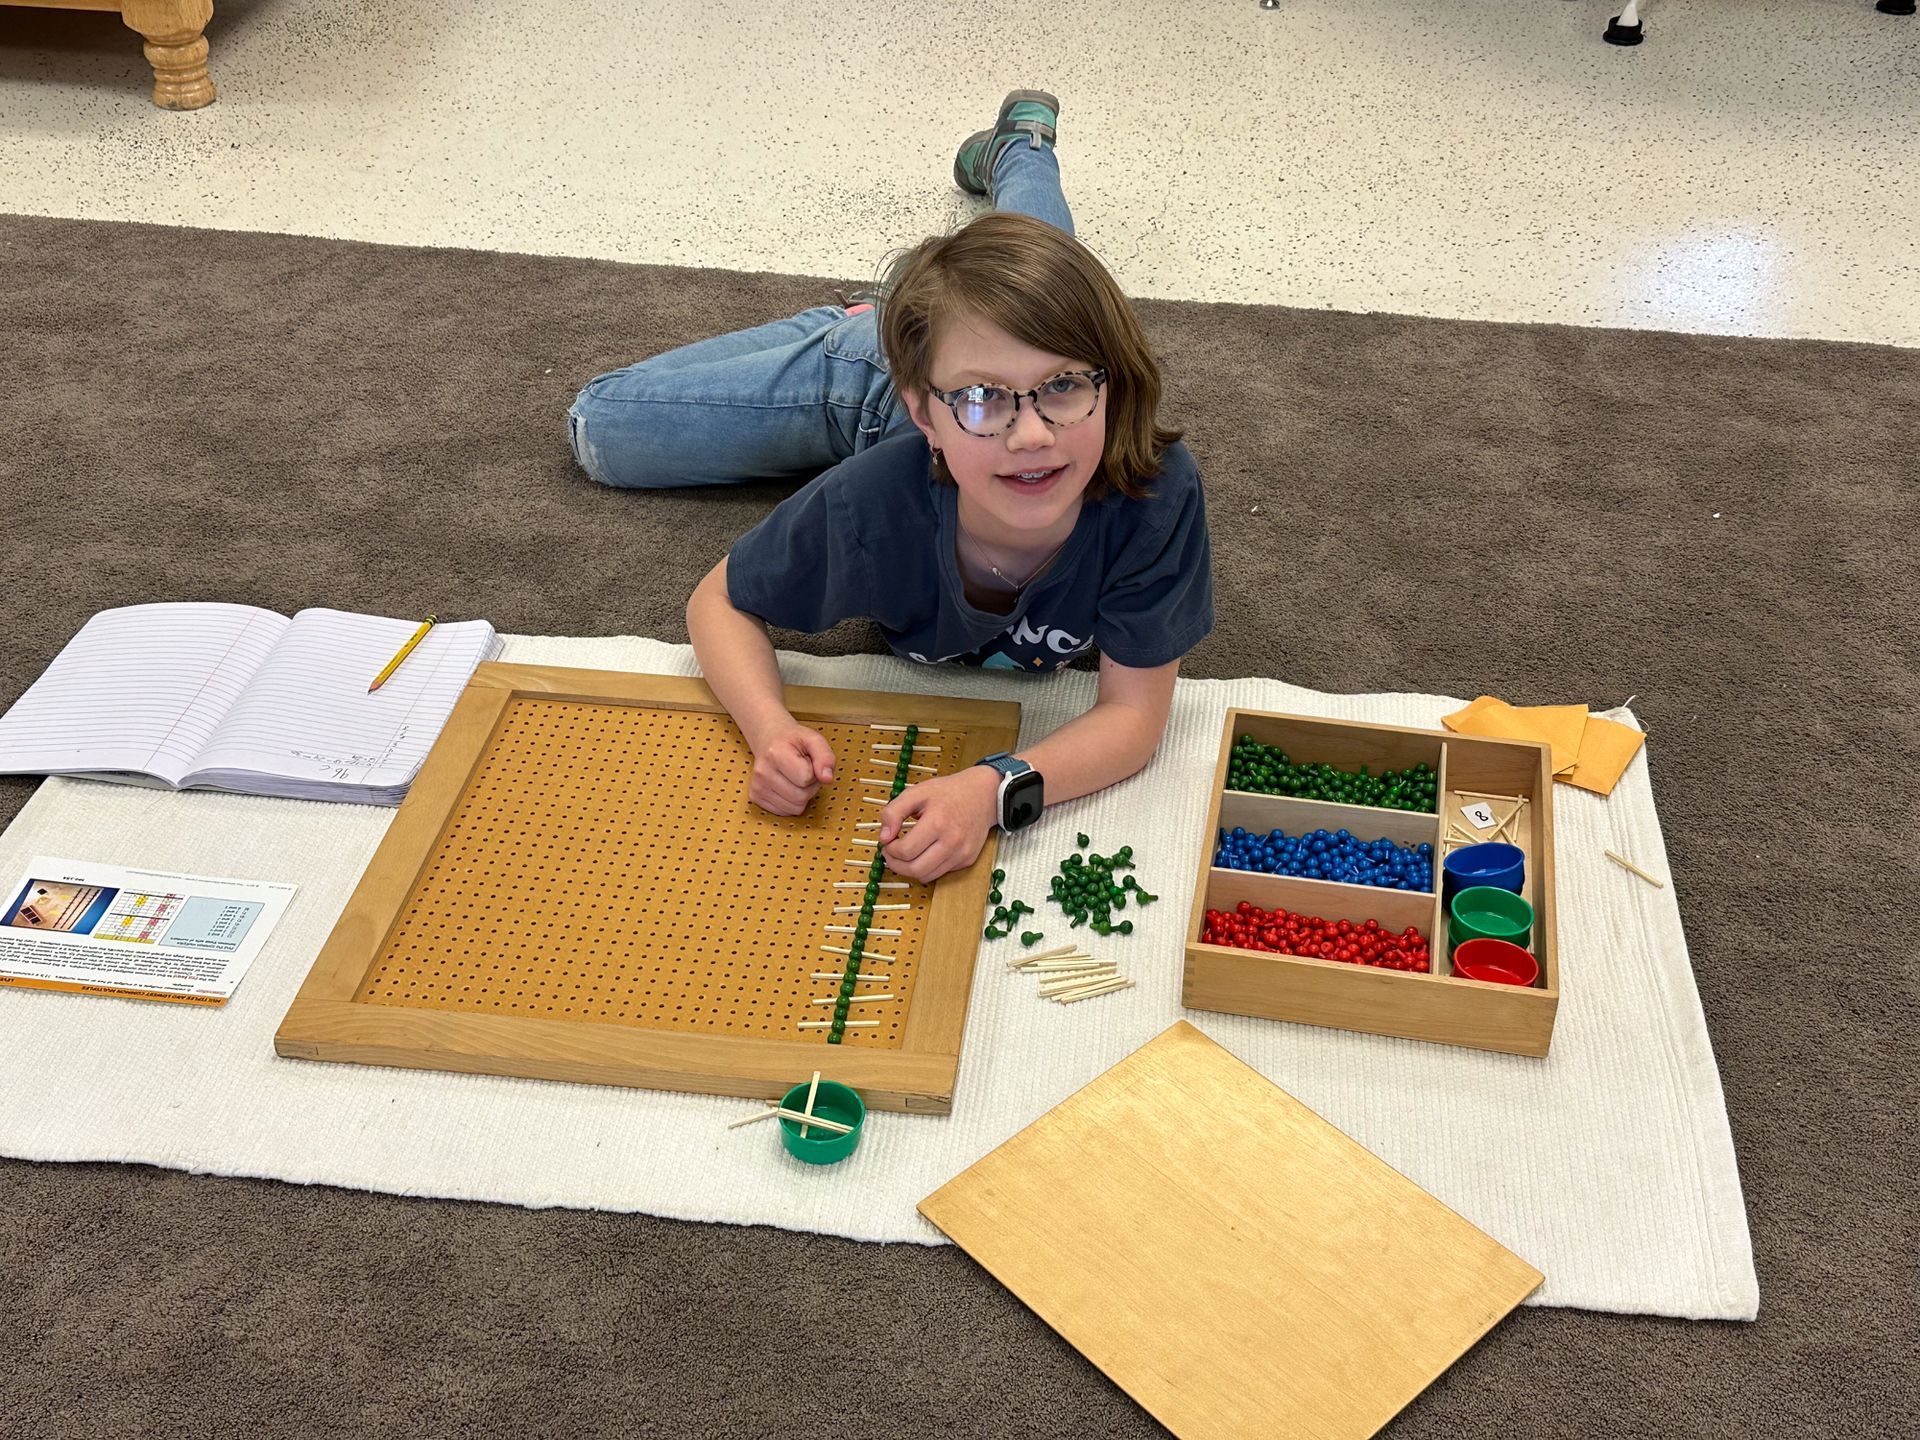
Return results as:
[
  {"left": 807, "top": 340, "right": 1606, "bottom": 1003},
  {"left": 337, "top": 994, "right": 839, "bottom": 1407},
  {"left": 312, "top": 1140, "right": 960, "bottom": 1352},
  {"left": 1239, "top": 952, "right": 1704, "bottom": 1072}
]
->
[{"left": 567, "top": 143, "right": 1075, "bottom": 489}]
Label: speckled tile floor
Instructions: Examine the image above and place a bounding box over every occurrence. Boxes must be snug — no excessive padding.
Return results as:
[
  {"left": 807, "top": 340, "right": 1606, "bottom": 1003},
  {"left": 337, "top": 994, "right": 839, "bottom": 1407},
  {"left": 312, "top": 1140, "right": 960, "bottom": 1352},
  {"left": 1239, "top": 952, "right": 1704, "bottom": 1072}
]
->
[{"left": 3, "top": 0, "right": 1917, "bottom": 345}]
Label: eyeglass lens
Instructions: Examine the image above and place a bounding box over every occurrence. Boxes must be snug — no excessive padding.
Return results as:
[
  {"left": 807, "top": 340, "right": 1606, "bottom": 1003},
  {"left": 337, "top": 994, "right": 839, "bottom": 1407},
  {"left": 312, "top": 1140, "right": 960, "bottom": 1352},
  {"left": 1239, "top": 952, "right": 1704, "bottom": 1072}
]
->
[{"left": 954, "top": 373, "right": 1100, "bottom": 434}]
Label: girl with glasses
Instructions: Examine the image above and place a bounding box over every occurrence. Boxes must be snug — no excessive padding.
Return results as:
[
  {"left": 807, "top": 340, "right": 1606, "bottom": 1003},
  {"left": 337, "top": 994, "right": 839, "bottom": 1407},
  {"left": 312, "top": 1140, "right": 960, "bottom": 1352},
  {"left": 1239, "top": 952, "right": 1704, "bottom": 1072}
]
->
[{"left": 569, "top": 91, "right": 1213, "bottom": 884}]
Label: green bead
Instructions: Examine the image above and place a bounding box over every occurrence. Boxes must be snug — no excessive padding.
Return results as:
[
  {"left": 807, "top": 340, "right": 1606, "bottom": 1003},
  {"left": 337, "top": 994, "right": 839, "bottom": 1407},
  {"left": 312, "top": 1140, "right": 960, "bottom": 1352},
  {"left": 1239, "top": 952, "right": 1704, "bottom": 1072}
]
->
[
  {"left": 1076, "top": 832, "right": 1090, "bottom": 848},
  {"left": 992, "top": 868, "right": 1006, "bottom": 885},
  {"left": 1020, "top": 931, "right": 1043, "bottom": 945},
  {"left": 1117, "top": 920, "right": 1133, "bottom": 935},
  {"left": 989, "top": 889, "right": 1002, "bottom": 905}
]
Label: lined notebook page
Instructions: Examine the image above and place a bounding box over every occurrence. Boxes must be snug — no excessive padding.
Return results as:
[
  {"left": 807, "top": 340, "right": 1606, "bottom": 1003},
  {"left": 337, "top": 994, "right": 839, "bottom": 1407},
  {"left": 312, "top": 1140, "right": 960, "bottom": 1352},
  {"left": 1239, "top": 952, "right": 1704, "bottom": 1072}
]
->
[
  {"left": 188, "top": 608, "right": 499, "bottom": 789},
  {"left": 0, "top": 604, "right": 289, "bottom": 785}
]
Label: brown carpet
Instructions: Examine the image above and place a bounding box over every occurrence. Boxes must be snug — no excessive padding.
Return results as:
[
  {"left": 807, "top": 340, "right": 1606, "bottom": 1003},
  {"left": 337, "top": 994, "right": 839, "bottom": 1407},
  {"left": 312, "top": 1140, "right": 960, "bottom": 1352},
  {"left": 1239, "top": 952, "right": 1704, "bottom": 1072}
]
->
[{"left": 1, "top": 211, "right": 1915, "bottom": 1438}]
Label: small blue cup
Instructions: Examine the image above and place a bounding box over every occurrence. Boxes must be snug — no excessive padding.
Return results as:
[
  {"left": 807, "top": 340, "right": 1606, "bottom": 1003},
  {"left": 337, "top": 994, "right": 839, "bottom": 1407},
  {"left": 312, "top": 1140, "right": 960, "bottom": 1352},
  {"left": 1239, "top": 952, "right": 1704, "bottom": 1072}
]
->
[{"left": 1442, "top": 842, "right": 1525, "bottom": 905}]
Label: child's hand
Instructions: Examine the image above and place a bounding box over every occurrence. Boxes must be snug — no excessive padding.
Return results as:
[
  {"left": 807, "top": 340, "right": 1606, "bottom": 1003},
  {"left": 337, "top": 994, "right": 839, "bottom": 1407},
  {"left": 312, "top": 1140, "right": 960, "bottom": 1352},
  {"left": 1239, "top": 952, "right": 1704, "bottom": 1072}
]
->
[
  {"left": 748, "top": 723, "right": 836, "bottom": 815},
  {"left": 876, "top": 767, "right": 1001, "bottom": 883}
]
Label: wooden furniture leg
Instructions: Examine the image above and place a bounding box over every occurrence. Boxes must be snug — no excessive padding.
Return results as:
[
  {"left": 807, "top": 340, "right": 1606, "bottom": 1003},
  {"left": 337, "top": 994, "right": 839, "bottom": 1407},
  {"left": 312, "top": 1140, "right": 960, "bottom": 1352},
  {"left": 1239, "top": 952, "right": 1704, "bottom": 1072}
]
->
[{"left": 120, "top": 0, "right": 215, "bottom": 110}]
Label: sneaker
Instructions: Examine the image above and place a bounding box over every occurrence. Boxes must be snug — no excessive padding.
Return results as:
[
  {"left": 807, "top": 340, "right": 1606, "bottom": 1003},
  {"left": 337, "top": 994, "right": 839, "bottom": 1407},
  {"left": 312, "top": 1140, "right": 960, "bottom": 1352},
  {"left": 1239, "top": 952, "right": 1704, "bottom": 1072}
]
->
[{"left": 952, "top": 89, "right": 1061, "bottom": 198}]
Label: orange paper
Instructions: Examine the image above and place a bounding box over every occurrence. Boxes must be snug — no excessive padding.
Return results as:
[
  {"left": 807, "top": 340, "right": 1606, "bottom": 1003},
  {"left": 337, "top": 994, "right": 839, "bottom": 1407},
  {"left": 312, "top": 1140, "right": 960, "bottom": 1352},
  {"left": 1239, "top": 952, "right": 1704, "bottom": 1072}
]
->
[
  {"left": 1562, "top": 714, "right": 1647, "bottom": 796},
  {"left": 1441, "top": 696, "right": 1587, "bottom": 775},
  {"left": 1442, "top": 696, "right": 1647, "bottom": 797}
]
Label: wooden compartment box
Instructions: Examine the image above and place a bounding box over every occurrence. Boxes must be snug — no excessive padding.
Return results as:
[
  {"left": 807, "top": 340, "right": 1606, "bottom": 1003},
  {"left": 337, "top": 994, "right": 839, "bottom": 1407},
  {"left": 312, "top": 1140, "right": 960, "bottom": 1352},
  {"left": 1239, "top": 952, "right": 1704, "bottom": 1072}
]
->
[{"left": 1182, "top": 709, "right": 1559, "bottom": 1057}]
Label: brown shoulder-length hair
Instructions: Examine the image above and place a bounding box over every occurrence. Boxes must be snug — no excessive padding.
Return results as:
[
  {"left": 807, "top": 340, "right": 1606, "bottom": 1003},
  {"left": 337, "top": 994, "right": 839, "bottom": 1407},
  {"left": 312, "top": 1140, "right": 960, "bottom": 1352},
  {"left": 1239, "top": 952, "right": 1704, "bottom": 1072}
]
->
[{"left": 877, "top": 212, "right": 1181, "bottom": 501}]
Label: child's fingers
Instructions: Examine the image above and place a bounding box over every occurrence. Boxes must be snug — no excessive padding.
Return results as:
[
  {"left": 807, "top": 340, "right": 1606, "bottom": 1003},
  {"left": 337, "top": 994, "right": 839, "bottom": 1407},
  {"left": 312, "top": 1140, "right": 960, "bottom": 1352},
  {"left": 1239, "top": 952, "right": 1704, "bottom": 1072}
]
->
[
  {"left": 798, "top": 730, "right": 836, "bottom": 784},
  {"left": 877, "top": 788, "right": 929, "bottom": 847},
  {"left": 769, "top": 742, "right": 817, "bottom": 789},
  {"left": 884, "top": 833, "right": 949, "bottom": 883},
  {"left": 752, "top": 746, "right": 822, "bottom": 814},
  {"left": 751, "top": 772, "right": 813, "bottom": 815}
]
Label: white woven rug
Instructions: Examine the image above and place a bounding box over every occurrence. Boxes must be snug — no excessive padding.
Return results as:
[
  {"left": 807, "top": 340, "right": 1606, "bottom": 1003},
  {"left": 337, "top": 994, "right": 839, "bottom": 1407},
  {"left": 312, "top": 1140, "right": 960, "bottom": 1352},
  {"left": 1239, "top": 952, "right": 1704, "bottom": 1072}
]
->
[{"left": 0, "top": 637, "right": 1756, "bottom": 1319}]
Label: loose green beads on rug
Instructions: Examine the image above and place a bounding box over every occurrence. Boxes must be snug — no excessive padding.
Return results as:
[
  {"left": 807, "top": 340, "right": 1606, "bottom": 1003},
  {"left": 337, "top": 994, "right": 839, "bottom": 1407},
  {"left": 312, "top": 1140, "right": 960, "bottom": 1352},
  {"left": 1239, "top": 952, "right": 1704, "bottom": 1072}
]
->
[
  {"left": 982, "top": 843, "right": 1157, "bottom": 945},
  {"left": 1225, "top": 736, "right": 1438, "bottom": 813},
  {"left": 984, "top": 896, "right": 1035, "bottom": 941},
  {"left": 1047, "top": 843, "right": 1156, "bottom": 936}
]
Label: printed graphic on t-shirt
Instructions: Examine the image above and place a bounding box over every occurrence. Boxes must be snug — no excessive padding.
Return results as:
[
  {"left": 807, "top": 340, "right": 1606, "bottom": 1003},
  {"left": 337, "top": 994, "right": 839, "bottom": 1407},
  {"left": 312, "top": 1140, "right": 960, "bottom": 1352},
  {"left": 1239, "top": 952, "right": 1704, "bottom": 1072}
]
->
[{"left": 909, "top": 615, "right": 1093, "bottom": 670}]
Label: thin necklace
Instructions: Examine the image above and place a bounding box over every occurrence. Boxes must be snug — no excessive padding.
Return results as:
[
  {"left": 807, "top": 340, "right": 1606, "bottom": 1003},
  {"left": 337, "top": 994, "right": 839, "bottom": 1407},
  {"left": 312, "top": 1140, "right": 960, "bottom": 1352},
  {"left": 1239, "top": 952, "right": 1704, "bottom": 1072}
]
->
[{"left": 960, "top": 524, "right": 1072, "bottom": 593}]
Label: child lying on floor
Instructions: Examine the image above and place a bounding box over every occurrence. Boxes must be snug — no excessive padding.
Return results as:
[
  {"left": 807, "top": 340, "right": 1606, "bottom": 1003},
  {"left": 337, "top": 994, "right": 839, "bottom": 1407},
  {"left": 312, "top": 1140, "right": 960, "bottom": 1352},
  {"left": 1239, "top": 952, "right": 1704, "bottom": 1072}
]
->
[{"left": 568, "top": 91, "right": 1213, "bottom": 882}]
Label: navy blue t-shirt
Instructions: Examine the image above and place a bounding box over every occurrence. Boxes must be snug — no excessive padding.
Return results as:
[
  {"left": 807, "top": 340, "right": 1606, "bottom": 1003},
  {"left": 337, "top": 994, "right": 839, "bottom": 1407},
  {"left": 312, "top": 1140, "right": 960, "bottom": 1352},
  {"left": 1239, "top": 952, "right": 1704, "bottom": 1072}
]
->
[{"left": 726, "top": 430, "right": 1213, "bottom": 672}]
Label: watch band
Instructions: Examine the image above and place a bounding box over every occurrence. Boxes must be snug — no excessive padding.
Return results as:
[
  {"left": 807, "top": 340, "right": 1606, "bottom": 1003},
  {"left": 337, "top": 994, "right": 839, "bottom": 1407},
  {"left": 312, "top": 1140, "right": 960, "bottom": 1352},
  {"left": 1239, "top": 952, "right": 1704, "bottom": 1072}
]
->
[{"left": 977, "top": 752, "right": 1033, "bottom": 780}]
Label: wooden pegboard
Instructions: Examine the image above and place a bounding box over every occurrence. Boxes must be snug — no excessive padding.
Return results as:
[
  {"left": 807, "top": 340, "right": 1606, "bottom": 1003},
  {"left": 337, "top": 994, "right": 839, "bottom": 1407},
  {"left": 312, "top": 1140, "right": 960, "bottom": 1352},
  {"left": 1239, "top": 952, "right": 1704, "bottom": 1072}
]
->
[{"left": 274, "top": 664, "right": 1021, "bottom": 1113}]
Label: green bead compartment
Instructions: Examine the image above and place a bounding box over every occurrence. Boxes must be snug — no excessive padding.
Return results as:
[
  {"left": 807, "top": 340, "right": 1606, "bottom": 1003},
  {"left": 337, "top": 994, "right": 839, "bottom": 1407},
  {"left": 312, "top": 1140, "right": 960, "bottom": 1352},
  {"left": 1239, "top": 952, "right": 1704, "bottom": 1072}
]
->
[{"left": 1225, "top": 734, "right": 1439, "bottom": 813}]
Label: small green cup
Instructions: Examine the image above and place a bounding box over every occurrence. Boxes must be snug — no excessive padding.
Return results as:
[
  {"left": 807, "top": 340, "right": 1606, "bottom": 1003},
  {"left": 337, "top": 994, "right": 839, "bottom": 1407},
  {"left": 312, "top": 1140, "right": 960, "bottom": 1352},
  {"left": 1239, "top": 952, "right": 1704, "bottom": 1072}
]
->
[
  {"left": 1449, "top": 885, "right": 1534, "bottom": 955},
  {"left": 778, "top": 1080, "right": 866, "bottom": 1165}
]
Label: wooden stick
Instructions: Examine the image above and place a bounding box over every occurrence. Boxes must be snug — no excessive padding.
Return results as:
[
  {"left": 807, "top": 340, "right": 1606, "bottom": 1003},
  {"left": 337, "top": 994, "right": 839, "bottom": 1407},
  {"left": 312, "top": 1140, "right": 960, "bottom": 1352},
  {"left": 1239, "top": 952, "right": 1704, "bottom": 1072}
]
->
[
  {"left": 1492, "top": 804, "right": 1524, "bottom": 844},
  {"left": 1038, "top": 973, "right": 1120, "bottom": 995},
  {"left": 727, "top": 1107, "right": 781, "bottom": 1130},
  {"left": 811, "top": 971, "right": 891, "bottom": 981},
  {"left": 773, "top": 1106, "right": 853, "bottom": 1135},
  {"left": 1054, "top": 977, "right": 1136, "bottom": 1004},
  {"left": 850, "top": 837, "right": 880, "bottom": 847},
  {"left": 801, "top": 1069, "right": 822, "bottom": 1137},
  {"left": 821, "top": 945, "right": 897, "bottom": 962},
  {"left": 855, "top": 820, "right": 916, "bottom": 830},
  {"left": 873, "top": 744, "right": 941, "bottom": 753},
  {"left": 1021, "top": 943, "right": 1079, "bottom": 962},
  {"left": 826, "top": 924, "right": 902, "bottom": 936},
  {"left": 796, "top": 1019, "right": 880, "bottom": 1030},
  {"left": 1605, "top": 849, "right": 1666, "bottom": 888},
  {"left": 861, "top": 796, "right": 890, "bottom": 807},
  {"left": 1037, "top": 963, "right": 1119, "bottom": 985},
  {"left": 833, "top": 903, "right": 910, "bottom": 913},
  {"left": 858, "top": 778, "right": 897, "bottom": 788},
  {"left": 835, "top": 881, "right": 907, "bottom": 890},
  {"left": 868, "top": 760, "right": 937, "bottom": 774},
  {"left": 1456, "top": 790, "right": 1526, "bottom": 805},
  {"left": 1023, "top": 960, "right": 1114, "bottom": 974},
  {"left": 811, "top": 994, "right": 895, "bottom": 1005},
  {"left": 869, "top": 724, "right": 941, "bottom": 733}
]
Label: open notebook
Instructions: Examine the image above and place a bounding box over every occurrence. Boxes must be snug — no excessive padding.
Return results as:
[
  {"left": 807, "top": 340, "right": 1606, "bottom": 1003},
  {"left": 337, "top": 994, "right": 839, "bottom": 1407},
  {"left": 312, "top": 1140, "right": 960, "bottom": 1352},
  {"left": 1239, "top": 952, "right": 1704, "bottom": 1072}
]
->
[{"left": 0, "top": 604, "right": 503, "bottom": 805}]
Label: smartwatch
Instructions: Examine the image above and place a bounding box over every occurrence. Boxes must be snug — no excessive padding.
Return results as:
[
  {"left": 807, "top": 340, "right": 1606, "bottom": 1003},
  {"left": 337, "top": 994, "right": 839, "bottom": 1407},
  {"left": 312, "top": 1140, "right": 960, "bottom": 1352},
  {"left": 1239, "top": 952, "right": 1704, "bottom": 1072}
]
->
[{"left": 975, "top": 752, "right": 1045, "bottom": 832}]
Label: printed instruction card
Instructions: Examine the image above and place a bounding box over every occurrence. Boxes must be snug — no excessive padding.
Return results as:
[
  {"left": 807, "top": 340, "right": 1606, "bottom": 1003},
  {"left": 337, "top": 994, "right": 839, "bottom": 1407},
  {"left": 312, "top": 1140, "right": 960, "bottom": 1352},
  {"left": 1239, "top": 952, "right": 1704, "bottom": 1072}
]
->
[{"left": 0, "top": 856, "right": 295, "bottom": 1006}]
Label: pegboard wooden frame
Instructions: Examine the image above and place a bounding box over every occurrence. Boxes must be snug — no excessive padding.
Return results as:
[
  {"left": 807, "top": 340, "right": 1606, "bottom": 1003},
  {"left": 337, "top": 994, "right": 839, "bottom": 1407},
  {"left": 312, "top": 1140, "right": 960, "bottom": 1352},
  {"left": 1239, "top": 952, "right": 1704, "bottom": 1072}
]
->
[{"left": 274, "top": 664, "right": 1020, "bottom": 1114}]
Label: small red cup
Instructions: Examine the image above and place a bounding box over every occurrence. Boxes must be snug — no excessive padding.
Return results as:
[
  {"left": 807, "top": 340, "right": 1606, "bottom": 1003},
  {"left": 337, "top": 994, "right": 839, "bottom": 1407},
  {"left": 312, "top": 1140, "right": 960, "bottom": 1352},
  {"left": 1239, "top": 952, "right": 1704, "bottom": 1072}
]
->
[{"left": 1451, "top": 937, "right": 1539, "bottom": 987}]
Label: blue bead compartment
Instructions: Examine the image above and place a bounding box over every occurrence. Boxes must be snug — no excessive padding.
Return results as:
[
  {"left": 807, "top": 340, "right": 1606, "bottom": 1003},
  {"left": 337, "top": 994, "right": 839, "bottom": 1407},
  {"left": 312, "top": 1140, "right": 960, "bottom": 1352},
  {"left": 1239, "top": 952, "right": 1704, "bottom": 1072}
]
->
[{"left": 1214, "top": 825, "right": 1436, "bottom": 892}]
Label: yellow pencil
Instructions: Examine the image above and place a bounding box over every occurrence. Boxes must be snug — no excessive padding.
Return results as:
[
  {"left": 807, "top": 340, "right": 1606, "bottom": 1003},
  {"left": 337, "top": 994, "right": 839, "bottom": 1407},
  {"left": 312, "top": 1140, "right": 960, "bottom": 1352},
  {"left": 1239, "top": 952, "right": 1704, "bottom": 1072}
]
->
[{"left": 368, "top": 615, "right": 436, "bottom": 692}]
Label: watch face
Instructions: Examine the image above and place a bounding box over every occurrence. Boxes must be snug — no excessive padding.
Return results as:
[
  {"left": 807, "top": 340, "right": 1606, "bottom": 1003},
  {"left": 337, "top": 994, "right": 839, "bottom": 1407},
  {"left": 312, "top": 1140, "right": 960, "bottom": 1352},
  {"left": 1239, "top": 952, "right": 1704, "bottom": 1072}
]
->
[{"left": 1003, "top": 770, "right": 1045, "bottom": 831}]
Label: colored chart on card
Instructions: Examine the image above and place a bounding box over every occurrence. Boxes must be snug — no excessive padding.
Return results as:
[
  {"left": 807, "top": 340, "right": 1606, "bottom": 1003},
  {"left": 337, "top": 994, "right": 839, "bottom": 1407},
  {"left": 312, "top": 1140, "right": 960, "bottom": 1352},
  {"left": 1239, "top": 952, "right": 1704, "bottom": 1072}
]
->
[{"left": 94, "top": 890, "right": 186, "bottom": 944}]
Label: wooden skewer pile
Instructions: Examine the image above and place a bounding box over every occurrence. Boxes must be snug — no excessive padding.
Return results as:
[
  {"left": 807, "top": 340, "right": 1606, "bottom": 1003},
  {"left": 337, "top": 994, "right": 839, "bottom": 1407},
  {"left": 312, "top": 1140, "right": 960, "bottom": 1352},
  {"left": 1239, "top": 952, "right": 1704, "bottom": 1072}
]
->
[
  {"left": 1008, "top": 942, "right": 1134, "bottom": 1004},
  {"left": 1445, "top": 791, "right": 1528, "bottom": 851}
]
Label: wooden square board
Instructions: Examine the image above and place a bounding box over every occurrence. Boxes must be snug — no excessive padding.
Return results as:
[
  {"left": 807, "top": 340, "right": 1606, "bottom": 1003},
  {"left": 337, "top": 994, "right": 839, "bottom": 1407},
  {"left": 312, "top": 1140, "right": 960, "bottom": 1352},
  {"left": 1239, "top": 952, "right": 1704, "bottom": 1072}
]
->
[
  {"left": 274, "top": 664, "right": 1020, "bottom": 1113},
  {"left": 919, "top": 1022, "right": 1542, "bottom": 1439}
]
